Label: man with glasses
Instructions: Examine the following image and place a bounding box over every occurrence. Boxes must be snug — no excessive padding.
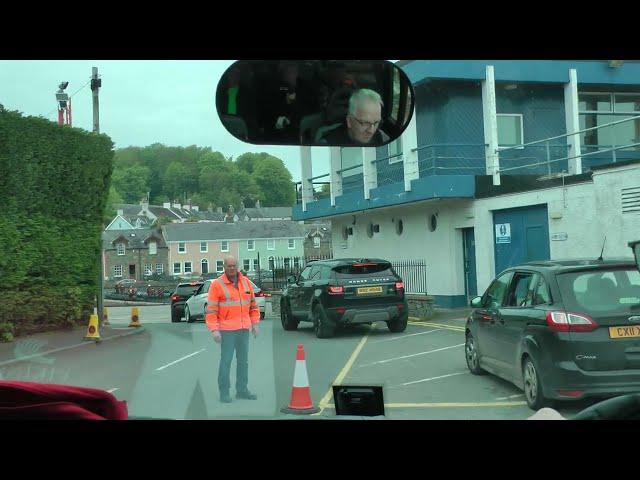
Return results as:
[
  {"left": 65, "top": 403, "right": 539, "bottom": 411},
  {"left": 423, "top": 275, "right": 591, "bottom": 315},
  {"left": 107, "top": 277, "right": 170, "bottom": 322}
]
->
[{"left": 318, "top": 89, "right": 389, "bottom": 145}]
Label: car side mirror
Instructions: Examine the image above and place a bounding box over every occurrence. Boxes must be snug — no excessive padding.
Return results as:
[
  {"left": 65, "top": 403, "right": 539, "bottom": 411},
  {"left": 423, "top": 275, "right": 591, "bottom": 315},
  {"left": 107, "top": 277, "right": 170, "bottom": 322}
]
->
[
  {"left": 287, "top": 275, "right": 297, "bottom": 285},
  {"left": 471, "top": 296, "right": 482, "bottom": 308},
  {"left": 629, "top": 240, "right": 640, "bottom": 272}
]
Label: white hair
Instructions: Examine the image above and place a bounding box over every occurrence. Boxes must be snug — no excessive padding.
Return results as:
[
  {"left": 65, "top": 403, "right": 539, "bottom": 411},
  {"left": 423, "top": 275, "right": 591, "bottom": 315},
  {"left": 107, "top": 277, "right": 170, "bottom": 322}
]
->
[{"left": 348, "top": 89, "right": 383, "bottom": 116}]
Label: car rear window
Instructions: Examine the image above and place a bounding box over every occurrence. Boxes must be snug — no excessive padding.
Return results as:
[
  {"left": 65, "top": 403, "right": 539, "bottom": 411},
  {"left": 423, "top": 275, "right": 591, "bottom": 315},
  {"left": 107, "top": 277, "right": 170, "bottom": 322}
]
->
[
  {"left": 333, "top": 262, "right": 394, "bottom": 277},
  {"left": 556, "top": 268, "right": 640, "bottom": 314},
  {"left": 176, "top": 284, "right": 202, "bottom": 296}
]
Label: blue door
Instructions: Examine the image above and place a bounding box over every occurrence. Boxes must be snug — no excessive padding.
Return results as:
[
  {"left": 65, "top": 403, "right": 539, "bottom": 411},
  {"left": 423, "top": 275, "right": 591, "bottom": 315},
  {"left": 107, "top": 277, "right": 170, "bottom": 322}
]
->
[
  {"left": 463, "top": 228, "right": 477, "bottom": 299},
  {"left": 493, "top": 205, "right": 550, "bottom": 275}
]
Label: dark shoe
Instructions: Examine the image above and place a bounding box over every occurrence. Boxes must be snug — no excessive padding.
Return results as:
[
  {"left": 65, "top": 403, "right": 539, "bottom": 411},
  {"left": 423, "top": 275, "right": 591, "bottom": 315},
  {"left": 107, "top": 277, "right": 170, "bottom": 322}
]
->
[
  {"left": 236, "top": 391, "right": 257, "bottom": 400},
  {"left": 220, "top": 392, "right": 232, "bottom": 403}
]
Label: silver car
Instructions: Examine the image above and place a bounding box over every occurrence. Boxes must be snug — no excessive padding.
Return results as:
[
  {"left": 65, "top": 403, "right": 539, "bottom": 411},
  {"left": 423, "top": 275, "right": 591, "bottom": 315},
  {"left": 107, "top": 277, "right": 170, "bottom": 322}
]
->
[{"left": 184, "top": 278, "right": 267, "bottom": 323}]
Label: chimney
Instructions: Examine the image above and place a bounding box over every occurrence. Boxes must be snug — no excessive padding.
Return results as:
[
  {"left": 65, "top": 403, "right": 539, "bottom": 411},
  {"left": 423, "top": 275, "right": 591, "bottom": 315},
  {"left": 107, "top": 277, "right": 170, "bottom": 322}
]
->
[
  {"left": 217, "top": 207, "right": 223, "bottom": 214},
  {"left": 163, "top": 202, "right": 171, "bottom": 208},
  {"left": 117, "top": 209, "right": 124, "bottom": 216},
  {"left": 192, "top": 206, "right": 199, "bottom": 212},
  {"left": 172, "top": 203, "right": 181, "bottom": 209},
  {"left": 255, "top": 199, "right": 261, "bottom": 208},
  {"left": 184, "top": 205, "right": 191, "bottom": 211},
  {"left": 240, "top": 200, "right": 245, "bottom": 210}
]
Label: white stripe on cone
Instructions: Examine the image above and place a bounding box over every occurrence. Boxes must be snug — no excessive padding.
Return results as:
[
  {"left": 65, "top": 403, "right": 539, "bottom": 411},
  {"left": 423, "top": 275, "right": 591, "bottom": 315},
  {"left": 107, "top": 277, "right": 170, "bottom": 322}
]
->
[{"left": 293, "top": 359, "right": 309, "bottom": 387}]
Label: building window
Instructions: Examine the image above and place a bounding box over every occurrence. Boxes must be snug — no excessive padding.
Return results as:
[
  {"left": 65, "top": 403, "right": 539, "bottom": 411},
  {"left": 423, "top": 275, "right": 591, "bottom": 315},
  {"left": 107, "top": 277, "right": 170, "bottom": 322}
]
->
[
  {"left": 243, "top": 259, "right": 251, "bottom": 271},
  {"left": 267, "top": 239, "right": 275, "bottom": 250},
  {"left": 497, "top": 114, "right": 524, "bottom": 149},
  {"left": 117, "top": 243, "right": 126, "bottom": 256},
  {"left": 284, "top": 257, "right": 291, "bottom": 269},
  {"left": 253, "top": 259, "right": 259, "bottom": 271},
  {"left": 184, "top": 262, "right": 192, "bottom": 274},
  {"left": 247, "top": 240, "right": 255, "bottom": 251},
  {"left": 288, "top": 239, "right": 295, "bottom": 249},
  {"left": 114, "top": 265, "right": 123, "bottom": 277},
  {"left": 294, "top": 257, "right": 300, "bottom": 269},
  {"left": 149, "top": 241, "right": 157, "bottom": 255},
  {"left": 178, "top": 242, "right": 186, "bottom": 253},
  {"left": 201, "top": 259, "right": 209, "bottom": 274},
  {"left": 200, "top": 242, "right": 208, "bottom": 253},
  {"left": 313, "top": 236, "right": 321, "bottom": 248},
  {"left": 156, "top": 264, "right": 164, "bottom": 275},
  {"left": 388, "top": 137, "right": 403, "bottom": 164},
  {"left": 268, "top": 256, "right": 275, "bottom": 270},
  {"left": 216, "top": 260, "right": 224, "bottom": 272},
  {"left": 221, "top": 241, "right": 229, "bottom": 252},
  {"left": 579, "top": 91, "right": 640, "bottom": 152},
  {"left": 144, "top": 264, "right": 153, "bottom": 276},
  {"left": 173, "top": 262, "right": 181, "bottom": 274}
]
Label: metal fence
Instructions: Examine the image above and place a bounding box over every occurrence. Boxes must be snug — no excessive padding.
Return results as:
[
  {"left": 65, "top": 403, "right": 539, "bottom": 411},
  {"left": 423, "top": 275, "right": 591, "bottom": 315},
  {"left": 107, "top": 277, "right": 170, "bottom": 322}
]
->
[{"left": 257, "top": 256, "right": 428, "bottom": 294}]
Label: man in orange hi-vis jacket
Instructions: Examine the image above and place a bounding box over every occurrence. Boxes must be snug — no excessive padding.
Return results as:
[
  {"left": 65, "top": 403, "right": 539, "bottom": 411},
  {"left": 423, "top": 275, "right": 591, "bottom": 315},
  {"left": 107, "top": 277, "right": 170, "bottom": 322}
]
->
[{"left": 206, "top": 255, "right": 261, "bottom": 403}]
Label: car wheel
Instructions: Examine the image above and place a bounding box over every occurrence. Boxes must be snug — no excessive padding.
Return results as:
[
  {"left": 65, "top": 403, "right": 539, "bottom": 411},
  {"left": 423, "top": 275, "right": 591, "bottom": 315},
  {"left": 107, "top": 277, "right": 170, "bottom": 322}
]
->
[
  {"left": 387, "top": 313, "right": 408, "bottom": 333},
  {"left": 465, "top": 333, "right": 486, "bottom": 375},
  {"left": 171, "top": 308, "right": 181, "bottom": 323},
  {"left": 313, "top": 304, "right": 335, "bottom": 339},
  {"left": 280, "top": 300, "right": 299, "bottom": 331},
  {"left": 185, "top": 305, "right": 193, "bottom": 323},
  {"left": 522, "top": 357, "right": 550, "bottom": 410}
]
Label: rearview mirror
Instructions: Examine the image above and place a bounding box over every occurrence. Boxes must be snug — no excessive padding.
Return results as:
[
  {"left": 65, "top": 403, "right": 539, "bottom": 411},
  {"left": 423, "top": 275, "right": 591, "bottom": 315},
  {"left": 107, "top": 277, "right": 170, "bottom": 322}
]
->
[
  {"left": 216, "top": 60, "right": 415, "bottom": 147},
  {"left": 287, "top": 275, "right": 297, "bottom": 285},
  {"left": 471, "top": 296, "right": 482, "bottom": 308},
  {"left": 629, "top": 240, "right": 640, "bottom": 272}
]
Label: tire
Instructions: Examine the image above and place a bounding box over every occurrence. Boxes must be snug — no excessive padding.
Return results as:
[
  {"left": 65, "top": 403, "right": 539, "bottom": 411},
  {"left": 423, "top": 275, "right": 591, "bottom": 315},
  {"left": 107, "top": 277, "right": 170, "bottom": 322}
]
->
[
  {"left": 184, "top": 305, "right": 193, "bottom": 323},
  {"left": 171, "top": 307, "right": 181, "bottom": 323},
  {"left": 280, "top": 300, "right": 299, "bottom": 331},
  {"left": 313, "top": 304, "right": 335, "bottom": 339},
  {"left": 387, "top": 313, "right": 408, "bottom": 333},
  {"left": 522, "top": 356, "right": 550, "bottom": 410},
  {"left": 465, "top": 333, "right": 486, "bottom": 375}
]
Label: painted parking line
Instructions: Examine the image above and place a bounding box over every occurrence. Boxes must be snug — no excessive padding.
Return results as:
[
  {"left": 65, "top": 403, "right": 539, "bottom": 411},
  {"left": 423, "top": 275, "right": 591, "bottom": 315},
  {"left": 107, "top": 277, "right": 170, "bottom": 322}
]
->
[
  {"left": 107, "top": 388, "right": 119, "bottom": 393},
  {"left": 408, "top": 321, "right": 465, "bottom": 332},
  {"left": 321, "top": 401, "right": 528, "bottom": 410},
  {"left": 370, "top": 329, "right": 443, "bottom": 344},
  {"left": 314, "top": 327, "right": 375, "bottom": 415},
  {"left": 398, "top": 372, "right": 468, "bottom": 387},
  {"left": 496, "top": 394, "right": 525, "bottom": 401},
  {"left": 155, "top": 349, "right": 206, "bottom": 372},
  {"left": 359, "top": 343, "right": 465, "bottom": 368}
]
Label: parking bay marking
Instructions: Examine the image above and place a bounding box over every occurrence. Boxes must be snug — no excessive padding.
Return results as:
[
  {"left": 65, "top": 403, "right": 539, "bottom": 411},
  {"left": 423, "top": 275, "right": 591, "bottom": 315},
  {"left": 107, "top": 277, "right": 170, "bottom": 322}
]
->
[
  {"left": 370, "top": 329, "right": 444, "bottom": 343},
  {"left": 359, "top": 343, "right": 465, "bottom": 368},
  {"left": 156, "top": 349, "right": 206, "bottom": 371}
]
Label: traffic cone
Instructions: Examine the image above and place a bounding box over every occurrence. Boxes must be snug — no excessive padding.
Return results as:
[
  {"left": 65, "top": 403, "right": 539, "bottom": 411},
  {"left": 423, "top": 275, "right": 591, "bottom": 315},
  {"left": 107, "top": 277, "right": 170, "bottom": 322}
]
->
[
  {"left": 84, "top": 314, "right": 101, "bottom": 341},
  {"left": 281, "top": 344, "right": 320, "bottom": 414},
  {"left": 129, "top": 307, "right": 141, "bottom": 328},
  {"left": 103, "top": 307, "right": 110, "bottom": 326}
]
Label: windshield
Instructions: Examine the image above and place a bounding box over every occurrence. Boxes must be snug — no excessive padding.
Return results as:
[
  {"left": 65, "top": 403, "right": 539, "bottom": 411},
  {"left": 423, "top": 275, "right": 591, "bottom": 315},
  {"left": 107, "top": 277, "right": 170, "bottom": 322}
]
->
[{"left": 3, "top": 59, "right": 640, "bottom": 421}]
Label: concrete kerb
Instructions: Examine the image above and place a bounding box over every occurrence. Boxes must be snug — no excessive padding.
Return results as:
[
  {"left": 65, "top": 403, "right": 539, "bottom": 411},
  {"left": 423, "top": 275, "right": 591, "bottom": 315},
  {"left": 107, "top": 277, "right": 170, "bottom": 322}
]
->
[{"left": 0, "top": 326, "right": 146, "bottom": 368}]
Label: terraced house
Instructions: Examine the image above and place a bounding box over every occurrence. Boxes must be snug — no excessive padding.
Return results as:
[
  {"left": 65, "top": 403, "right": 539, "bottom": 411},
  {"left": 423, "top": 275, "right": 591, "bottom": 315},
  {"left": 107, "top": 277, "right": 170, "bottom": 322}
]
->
[{"left": 162, "top": 220, "right": 306, "bottom": 278}]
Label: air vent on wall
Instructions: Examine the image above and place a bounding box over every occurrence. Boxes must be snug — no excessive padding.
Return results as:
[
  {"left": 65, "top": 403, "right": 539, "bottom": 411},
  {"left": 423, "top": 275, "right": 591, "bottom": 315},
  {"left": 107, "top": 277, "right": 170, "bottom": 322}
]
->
[{"left": 622, "top": 186, "right": 640, "bottom": 214}]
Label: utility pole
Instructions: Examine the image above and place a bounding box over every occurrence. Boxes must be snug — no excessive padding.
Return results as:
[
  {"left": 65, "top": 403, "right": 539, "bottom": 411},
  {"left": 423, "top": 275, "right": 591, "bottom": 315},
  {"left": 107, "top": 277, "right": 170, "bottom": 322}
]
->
[{"left": 92, "top": 67, "right": 104, "bottom": 325}]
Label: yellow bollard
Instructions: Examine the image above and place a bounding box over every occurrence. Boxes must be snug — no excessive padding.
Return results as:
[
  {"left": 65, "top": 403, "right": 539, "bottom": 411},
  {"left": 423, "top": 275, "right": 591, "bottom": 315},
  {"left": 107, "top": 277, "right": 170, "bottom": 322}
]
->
[
  {"left": 129, "top": 307, "right": 141, "bottom": 328},
  {"left": 103, "top": 307, "right": 110, "bottom": 326},
  {"left": 84, "top": 314, "right": 101, "bottom": 341}
]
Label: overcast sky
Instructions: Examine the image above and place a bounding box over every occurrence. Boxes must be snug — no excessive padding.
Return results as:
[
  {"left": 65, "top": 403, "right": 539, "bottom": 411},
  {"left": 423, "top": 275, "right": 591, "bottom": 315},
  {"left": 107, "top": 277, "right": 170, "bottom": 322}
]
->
[{"left": 0, "top": 60, "right": 331, "bottom": 182}]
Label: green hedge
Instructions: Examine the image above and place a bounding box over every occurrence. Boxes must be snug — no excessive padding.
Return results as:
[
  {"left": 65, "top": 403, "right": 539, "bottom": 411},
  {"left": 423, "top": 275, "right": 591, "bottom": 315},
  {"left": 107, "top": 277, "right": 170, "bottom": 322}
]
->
[{"left": 0, "top": 110, "right": 114, "bottom": 337}]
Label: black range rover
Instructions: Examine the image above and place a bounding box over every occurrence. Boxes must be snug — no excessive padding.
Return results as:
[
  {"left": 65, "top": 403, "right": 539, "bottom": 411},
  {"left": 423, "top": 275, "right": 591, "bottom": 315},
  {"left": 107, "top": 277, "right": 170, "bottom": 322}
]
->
[{"left": 280, "top": 258, "right": 408, "bottom": 338}]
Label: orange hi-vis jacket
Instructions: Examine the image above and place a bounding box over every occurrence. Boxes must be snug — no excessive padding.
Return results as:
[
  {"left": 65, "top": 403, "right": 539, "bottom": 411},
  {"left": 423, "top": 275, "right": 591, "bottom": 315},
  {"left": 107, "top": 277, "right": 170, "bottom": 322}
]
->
[{"left": 206, "top": 272, "right": 260, "bottom": 332}]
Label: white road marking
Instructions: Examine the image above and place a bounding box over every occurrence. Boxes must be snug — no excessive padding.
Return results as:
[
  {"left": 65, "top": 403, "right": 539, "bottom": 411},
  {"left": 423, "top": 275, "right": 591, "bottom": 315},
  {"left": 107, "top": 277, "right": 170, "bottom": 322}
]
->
[
  {"left": 359, "top": 343, "right": 465, "bottom": 367},
  {"left": 156, "top": 349, "right": 206, "bottom": 371},
  {"left": 370, "top": 329, "right": 443, "bottom": 343},
  {"left": 107, "top": 388, "right": 119, "bottom": 393},
  {"left": 398, "top": 372, "right": 468, "bottom": 386},
  {"left": 496, "top": 394, "right": 525, "bottom": 400}
]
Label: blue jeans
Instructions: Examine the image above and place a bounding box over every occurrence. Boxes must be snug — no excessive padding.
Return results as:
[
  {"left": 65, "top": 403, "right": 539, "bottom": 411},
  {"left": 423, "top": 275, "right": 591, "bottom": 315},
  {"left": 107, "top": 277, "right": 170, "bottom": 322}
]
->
[{"left": 218, "top": 329, "right": 250, "bottom": 395}]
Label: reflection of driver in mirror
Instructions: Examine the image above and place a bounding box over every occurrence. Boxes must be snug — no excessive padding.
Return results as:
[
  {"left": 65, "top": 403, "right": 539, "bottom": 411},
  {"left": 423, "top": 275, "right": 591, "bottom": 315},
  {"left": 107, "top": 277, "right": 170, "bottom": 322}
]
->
[{"left": 318, "top": 89, "right": 390, "bottom": 146}]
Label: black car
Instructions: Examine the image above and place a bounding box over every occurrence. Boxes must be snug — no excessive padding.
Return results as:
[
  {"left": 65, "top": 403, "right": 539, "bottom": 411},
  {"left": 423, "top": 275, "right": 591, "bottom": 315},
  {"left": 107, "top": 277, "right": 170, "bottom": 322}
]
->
[
  {"left": 280, "top": 258, "right": 408, "bottom": 338},
  {"left": 465, "top": 258, "right": 640, "bottom": 410},
  {"left": 171, "top": 281, "right": 203, "bottom": 323}
]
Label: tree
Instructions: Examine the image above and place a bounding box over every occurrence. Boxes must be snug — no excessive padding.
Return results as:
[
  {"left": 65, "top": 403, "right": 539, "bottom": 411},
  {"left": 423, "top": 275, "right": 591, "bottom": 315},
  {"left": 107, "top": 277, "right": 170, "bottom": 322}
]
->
[
  {"left": 163, "top": 162, "right": 190, "bottom": 201},
  {"left": 103, "top": 186, "right": 124, "bottom": 225},
  {"left": 111, "top": 164, "right": 150, "bottom": 203},
  {"left": 253, "top": 157, "right": 295, "bottom": 206}
]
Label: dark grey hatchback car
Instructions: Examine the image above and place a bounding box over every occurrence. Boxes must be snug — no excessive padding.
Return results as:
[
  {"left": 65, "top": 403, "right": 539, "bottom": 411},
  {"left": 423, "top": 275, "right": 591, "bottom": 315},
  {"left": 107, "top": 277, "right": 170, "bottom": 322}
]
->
[{"left": 465, "top": 259, "right": 640, "bottom": 410}]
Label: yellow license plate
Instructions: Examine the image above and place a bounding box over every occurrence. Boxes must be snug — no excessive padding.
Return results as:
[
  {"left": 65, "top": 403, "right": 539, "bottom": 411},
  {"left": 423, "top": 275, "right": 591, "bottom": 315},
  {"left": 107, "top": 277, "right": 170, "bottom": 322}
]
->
[
  {"left": 357, "top": 286, "right": 383, "bottom": 295},
  {"left": 609, "top": 326, "right": 640, "bottom": 339}
]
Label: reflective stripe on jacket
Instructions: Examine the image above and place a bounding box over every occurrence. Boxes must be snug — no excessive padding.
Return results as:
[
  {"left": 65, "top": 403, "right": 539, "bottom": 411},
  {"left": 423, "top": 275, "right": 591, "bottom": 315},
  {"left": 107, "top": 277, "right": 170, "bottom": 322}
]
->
[{"left": 205, "top": 272, "right": 260, "bottom": 331}]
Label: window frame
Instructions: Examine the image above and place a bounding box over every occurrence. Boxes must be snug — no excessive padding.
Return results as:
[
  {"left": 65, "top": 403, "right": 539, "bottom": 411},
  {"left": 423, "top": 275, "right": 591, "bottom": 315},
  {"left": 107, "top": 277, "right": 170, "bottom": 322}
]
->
[{"left": 178, "top": 242, "right": 186, "bottom": 254}]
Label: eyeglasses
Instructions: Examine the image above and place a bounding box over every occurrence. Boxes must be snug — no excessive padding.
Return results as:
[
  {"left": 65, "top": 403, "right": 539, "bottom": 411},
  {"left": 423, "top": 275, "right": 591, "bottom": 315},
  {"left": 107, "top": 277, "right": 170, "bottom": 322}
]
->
[{"left": 350, "top": 116, "right": 381, "bottom": 130}]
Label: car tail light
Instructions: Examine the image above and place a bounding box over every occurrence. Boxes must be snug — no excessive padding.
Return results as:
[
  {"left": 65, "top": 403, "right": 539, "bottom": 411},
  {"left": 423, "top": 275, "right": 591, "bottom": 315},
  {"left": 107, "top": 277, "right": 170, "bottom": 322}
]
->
[
  {"left": 557, "top": 390, "right": 584, "bottom": 398},
  {"left": 328, "top": 286, "right": 344, "bottom": 295},
  {"left": 255, "top": 291, "right": 271, "bottom": 297},
  {"left": 336, "top": 308, "right": 346, "bottom": 315},
  {"left": 395, "top": 282, "right": 404, "bottom": 290},
  {"left": 353, "top": 263, "right": 377, "bottom": 267},
  {"left": 546, "top": 311, "right": 598, "bottom": 333},
  {"left": 171, "top": 295, "right": 179, "bottom": 302}
]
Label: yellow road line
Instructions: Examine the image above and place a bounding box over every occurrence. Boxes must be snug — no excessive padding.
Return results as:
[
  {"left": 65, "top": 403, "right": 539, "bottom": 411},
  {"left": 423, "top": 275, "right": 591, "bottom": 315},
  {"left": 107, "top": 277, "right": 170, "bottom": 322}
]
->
[
  {"left": 408, "top": 321, "right": 465, "bottom": 332},
  {"left": 321, "top": 401, "right": 527, "bottom": 409},
  {"left": 314, "top": 327, "right": 373, "bottom": 415}
]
